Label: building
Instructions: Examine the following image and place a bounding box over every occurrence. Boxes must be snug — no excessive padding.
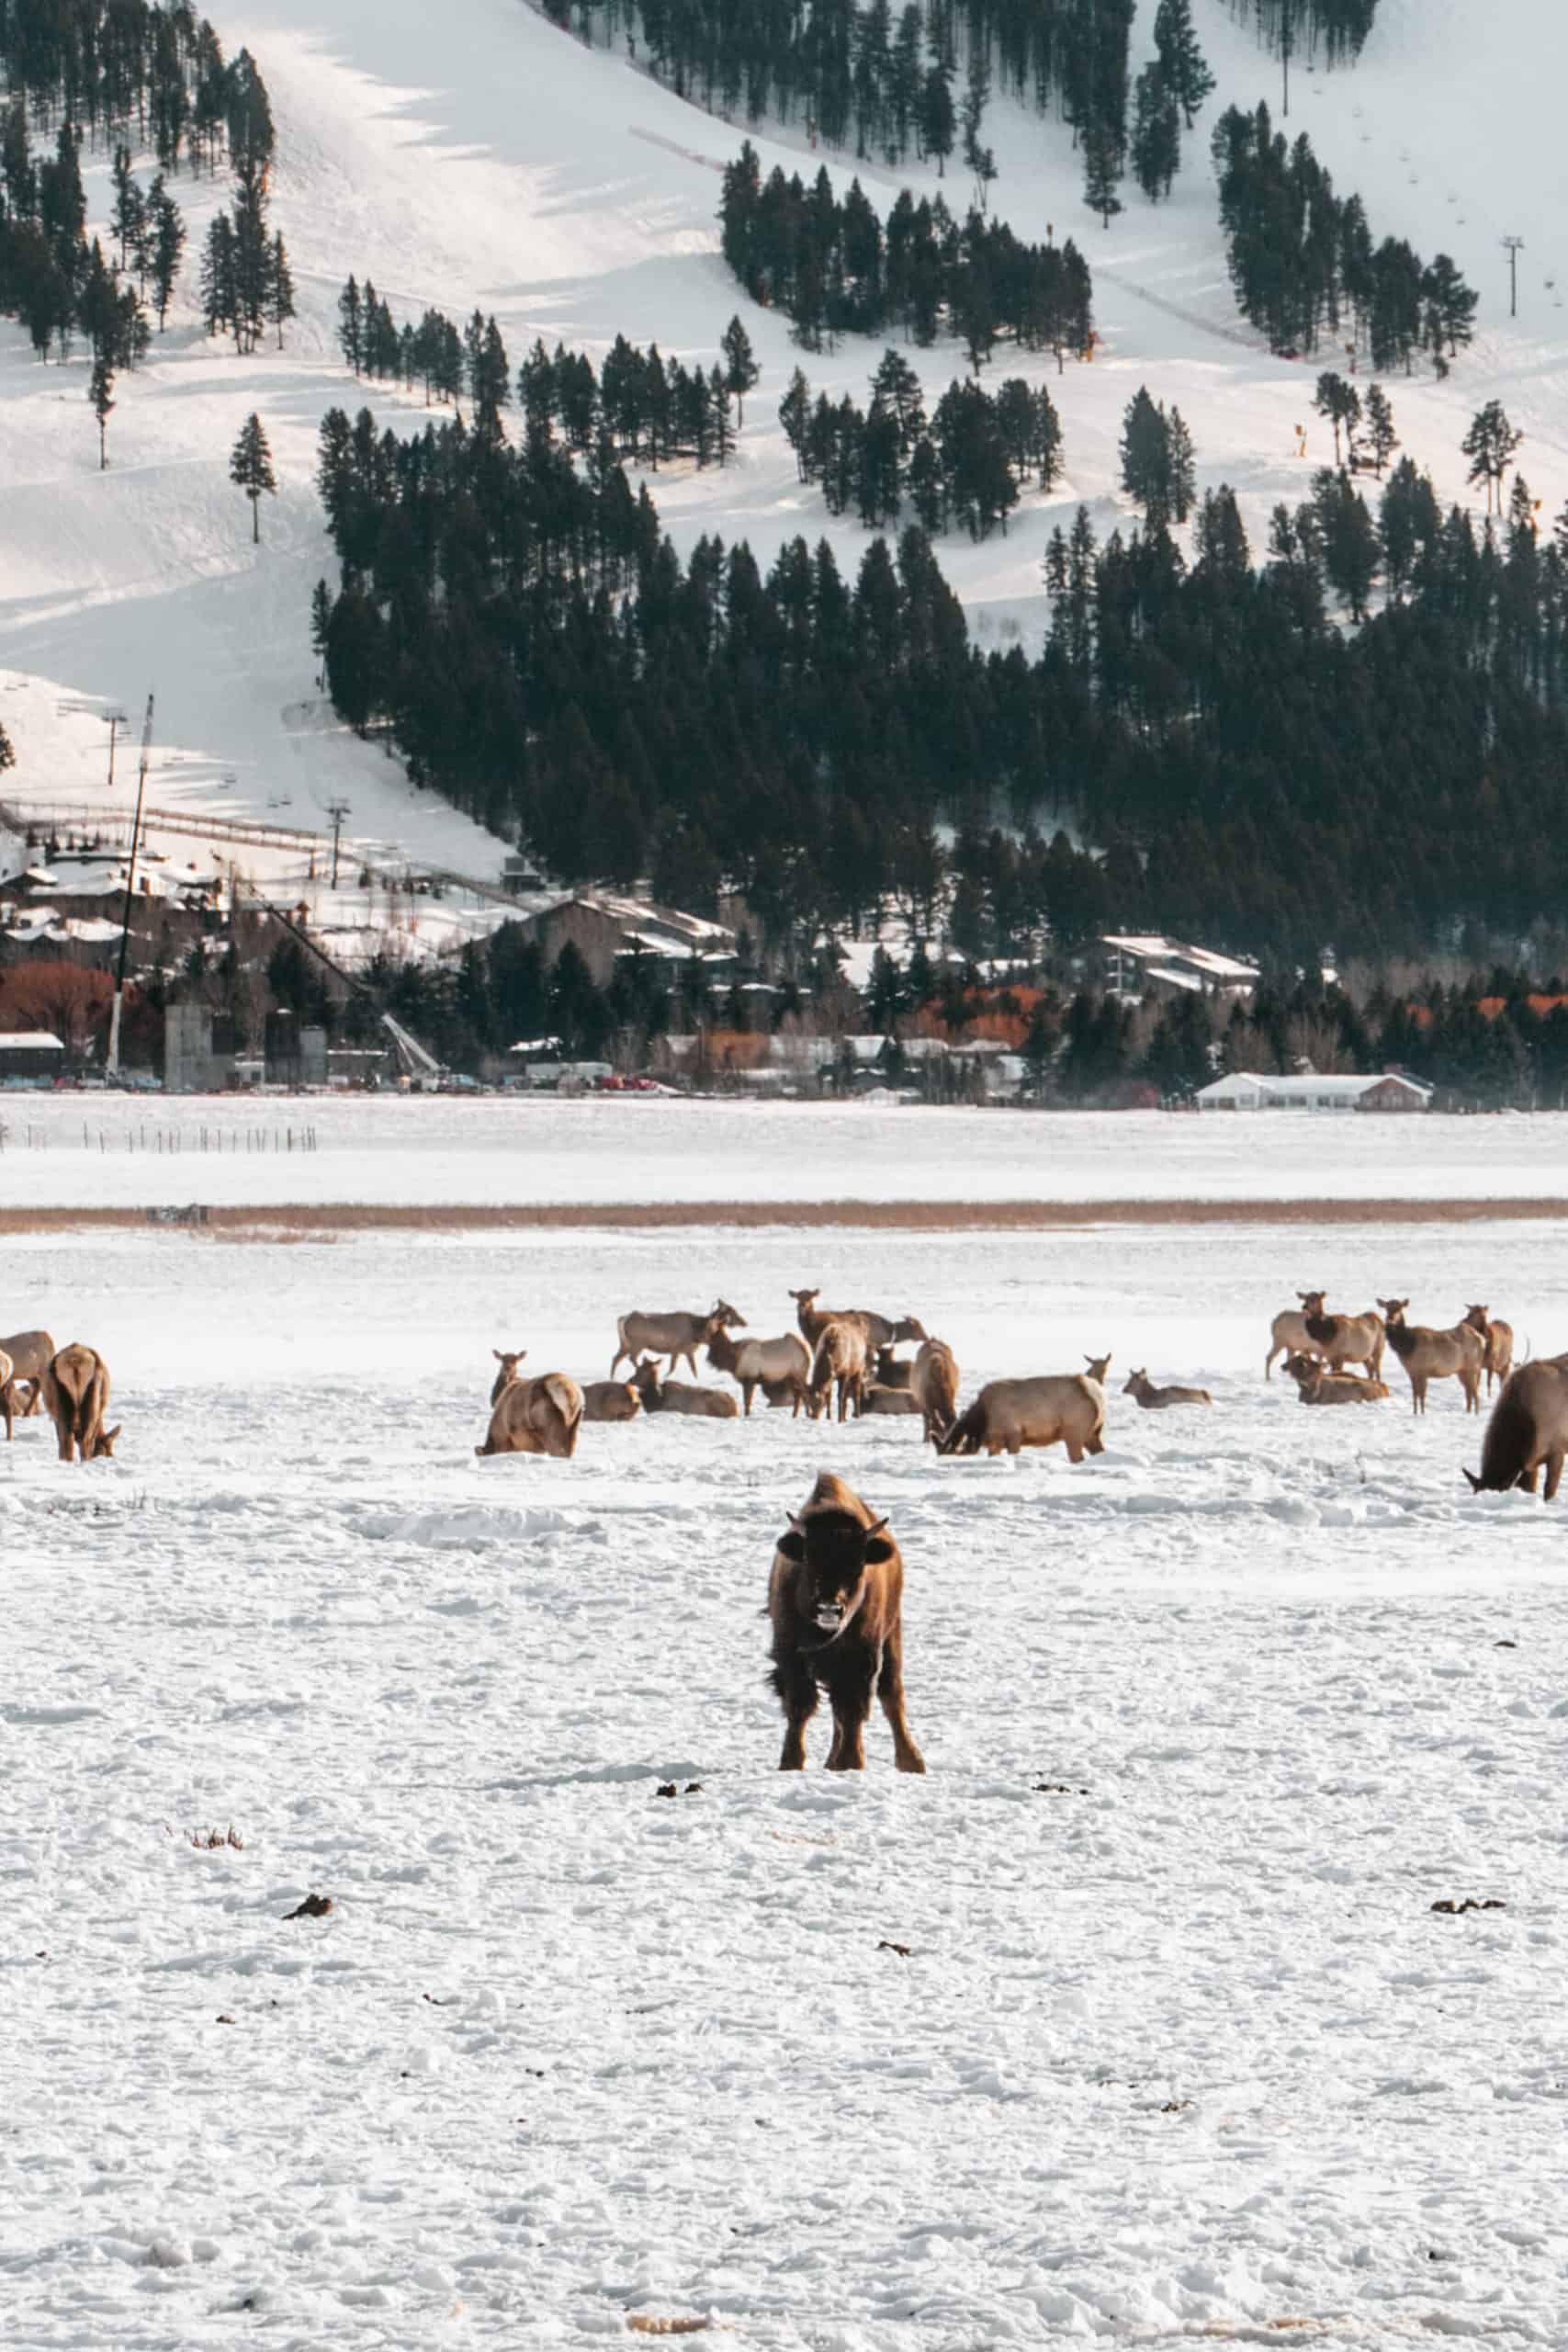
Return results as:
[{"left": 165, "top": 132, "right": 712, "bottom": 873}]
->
[
  {"left": 1101, "top": 934, "right": 1260, "bottom": 1000},
  {"left": 513, "top": 891, "right": 739, "bottom": 990},
  {"left": 0, "top": 1029, "right": 65, "bottom": 1082},
  {"left": 164, "top": 1001, "right": 241, "bottom": 1092},
  {"left": 1196, "top": 1071, "right": 1431, "bottom": 1113}
]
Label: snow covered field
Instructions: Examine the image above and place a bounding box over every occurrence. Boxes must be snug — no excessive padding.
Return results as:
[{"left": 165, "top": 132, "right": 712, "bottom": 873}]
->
[
  {"left": 4, "top": 1094, "right": 1568, "bottom": 1213},
  {"left": 6, "top": 1215, "right": 1568, "bottom": 2345}
]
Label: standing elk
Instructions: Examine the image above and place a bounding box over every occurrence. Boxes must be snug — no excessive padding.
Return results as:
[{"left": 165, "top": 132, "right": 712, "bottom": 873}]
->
[
  {"left": 1377, "top": 1300, "right": 1484, "bottom": 1416},
  {"left": 910, "top": 1338, "right": 960, "bottom": 1444},
  {"left": 942, "top": 1354, "right": 1111, "bottom": 1462},
  {"left": 1302, "top": 1302, "right": 1386, "bottom": 1382},
  {"left": 1122, "top": 1368, "right": 1212, "bottom": 1408},
  {"left": 41, "top": 1342, "right": 112, "bottom": 1464},
  {"left": 611, "top": 1301, "right": 745, "bottom": 1380},
  {"left": 1, "top": 1328, "right": 54, "bottom": 1418},
  {"left": 1464, "top": 1355, "right": 1568, "bottom": 1498},
  {"left": 767, "top": 1470, "right": 925, "bottom": 1774},
  {"left": 1265, "top": 1291, "right": 1331, "bottom": 1380},
  {"left": 0, "top": 1348, "right": 12, "bottom": 1442},
  {"left": 1463, "top": 1306, "right": 1515, "bottom": 1396},
  {"left": 789, "top": 1289, "right": 925, "bottom": 1353},
  {"left": 1283, "top": 1353, "right": 1390, "bottom": 1405},
  {"left": 631, "top": 1358, "right": 739, "bottom": 1420},
  {"left": 705, "top": 1324, "right": 810, "bottom": 1417},
  {"left": 808, "top": 1317, "right": 871, "bottom": 1423},
  {"left": 478, "top": 1353, "right": 583, "bottom": 1457}
]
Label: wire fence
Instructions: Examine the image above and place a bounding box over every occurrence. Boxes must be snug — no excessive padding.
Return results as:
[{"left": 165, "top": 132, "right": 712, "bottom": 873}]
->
[{"left": 0, "top": 1122, "right": 319, "bottom": 1154}]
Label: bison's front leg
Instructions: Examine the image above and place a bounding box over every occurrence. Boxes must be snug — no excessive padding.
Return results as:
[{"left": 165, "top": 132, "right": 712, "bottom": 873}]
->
[
  {"left": 773, "top": 1657, "right": 819, "bottom": 1770},
  {"left": 877, "top": 1638, "right": 926, "bottom": 1774},
  {"left": 826, "top": 1661, "right": 874, "bottom": 1770}
]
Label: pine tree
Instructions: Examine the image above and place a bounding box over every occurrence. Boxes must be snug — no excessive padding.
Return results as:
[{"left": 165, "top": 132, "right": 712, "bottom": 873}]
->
[
  {"left": 1131, "top": 64, "right": 1180, "bottom": 202},
  {"left": 1423, "top": 253, "right": 1477, "bottom": 360},
  {"left": 1168, "top": 407, "right": 1196, "bottom": 522},
  {"left": 269, "top": 234, "right": 296, "bottom": 349},
  {"left": 230, "top": 411, "right": 276, "bottom": 542},
  {"left": 89, "top": 357, "right": 115, "bottom": 470},
  {"left": 720, "top": 314, "right": 759, "bottom": 424},
  {"left": 1119, "top": 387, "right": 1172, "bottom": 524},
  {"left": 338, "top": 275, "right": 364, "bottom": 376},
  {"left": 109, "top": 145, "right": 143, "bottom": 270},
  {"left": 147, "top": 178, "right": 185, "bottom": 329},
  {"left": 200, "top": 213, "right": 237, "bottom": 341},
  {"left": 1153, "top": 0, "right": 1214, "bottom": 127},
  {"left": 1461, "top": 401, "right": 1522, "bottom": 517},
  {"left": 1311, "top": 370, "right": 1360, "bottom": 468},
  {"left": 1362, "top": 382, "right": 1398, "bottom": 476},
  {"left": 1082, "top": 115, "right": 1124, "bottom": 228},
  {"left": 917, "top": 62, "right": 955, "bottom": 175}
]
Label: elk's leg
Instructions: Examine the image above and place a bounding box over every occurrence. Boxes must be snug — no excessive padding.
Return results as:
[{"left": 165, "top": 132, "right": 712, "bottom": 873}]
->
[
  {"left": 878, "top": 1637, "right": 926, "bottom": 1774},
  {"left": 0, "top": 1382, "right": 12, "bottom": 1443},
  {"left": 774, "top": 1657, "right": 818, "bottom": 1771},
  {"left": 1066, "top": 1439, "right": 1083, "bottom": 1464},
  {"left": 827, "top": 1663, "right": 874, "bottom": 1771},
  {"left": 741, "top": 1382, "right": 754, "bottom": 1418}
]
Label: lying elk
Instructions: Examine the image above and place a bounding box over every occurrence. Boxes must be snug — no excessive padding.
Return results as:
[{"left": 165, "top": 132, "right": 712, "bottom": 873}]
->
[
  {"left": 706, "top": 1324, "right": 810, "bottom": 1417},
  {"left": 41, "top": 1342, "right": 115, "bottom": 1464},
  {"left": 1283, "top": 1352, "right": 1390, "bottom": 1406},
  {"left": 873, "top": 1347, "right": 914, "bottom": 1391},
  {"left": 789, "top": 1289, "right": 926, "bottom": 1353},
  {"left": 479, "top": 1354, "right": 583, "bottom": 1458},
  {"left": 1463, "top": 1306, "right": 1515, "bottom": 1396},
  {"left": 611, "top": 1300, "right": 745, "bottom": 1380},
  {"left": 1377, "top": 1300, "right": 1483, "bottom": 1417},
  {"left": 942, "top": 1354, "right": 1111, "bottom": 1462},
  {"left": 768, "top": 1470, "right": 925, "bottom": 1774},
  {"left": 1265, "top": 1291, "right": 1330, "bottom": 1381},
  {"left": 861, "top": 1385, "right": 921, "bottom": 1416},
  {"left": 1122, "top": 1368, "right": 1212, "bottom": 1409},
  {"left": 580, "top": 1378, "right": 642, "bottom": 1423},
  {"left": 1, "top": 1328, "right": 54, "bottom": 1418},
  {"left": 910, "top": 1338, "right": 960, "bottom": 1444},
  {"left": 631, "top": 1358, "right": 739, "bottom": 1419},
  {"left": 1464, "top": 1355, "right": 1568, "bottom": 1499},
  {"left": 808, "top": 1317, "right": 871, "bottom": 1423}
]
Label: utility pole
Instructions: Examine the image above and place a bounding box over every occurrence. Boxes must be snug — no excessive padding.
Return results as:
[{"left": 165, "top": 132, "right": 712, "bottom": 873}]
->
[
  {"left": 102, "top": 707, "right": 128, "bottom": 793},
  {"left": 1503, "top": 235, "right": 1524, "bottom": 318},
  {"left": 325, "top": 797, "right": 350, "bottom": 889},
  {"left": 106, "top": 692, "right": 154, "bottom": 1081},
  {"left": 1280, "top": 0, "right": 1293, "bottom": 118}
]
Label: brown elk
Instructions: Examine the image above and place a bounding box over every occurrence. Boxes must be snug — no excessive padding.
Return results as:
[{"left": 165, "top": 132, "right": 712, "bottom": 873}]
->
[
  {"left": 478, "top": 1358, "right": 583, "bottom": 1457},
  {"left": 1122, "top": 1368, "right": 1212, "bottom": 1408},
  {"left": 1377, "top": 1300, "right": 1484, "bottom": 1416},
  {"left": 860, "top": 1385, "right": 922, "bottom": 1415},
  {"left": 705, "top": 1324, "right": 810, "bottom": 1417},
  {"left": 41, "top": 1342, "right": 112, "bottom": 1464},
  {"left": 1, "top": 1328, "right": 54, "bottom": 1418},
  {"left": 942, "top": 1355, "right": 1110, "bottom": 1462},
  {"left": 873, "top": 1347, "right": 914, "bottom": 1390},
  {"left": 1265, "top": 1291, "right": 1331, "bottom": 1380},
  {"left": 910, "top": 1338, "right": 960, "bottom": 1444},
  {"left": 1302, "top": 1302, "right": 1385, "bottom": 1381},
  {"left": 0, "top": 1348, "right": 12, "bottom": 1442},
  {"left": 808, "top": 1317, "right": 871, "bottom": 1422},
  {"left": 1463, "top": 1355, "right": 1568, "bottom": 1498},
  {"left": 1283, "top": 1353, "right": 1390, "bottom": 1405},
  {"left": 580, "top": 1379, "right": 642, "bottom": 1423},
  {"left": 630, "top": 1359, "right": 739, "bottom": 1420},
  {"left": 768, "top": 1471, "right": 925, "bottom": 1774},
  {"left": 1463, "top": 1306, "right": 1515, "bottom": 1396},
  {"left": 789, "top": 1289, "right": 925, "bottom": 1353},
  {"left": 611, "top": 1301, "right": 745, "bottom": 1379}
]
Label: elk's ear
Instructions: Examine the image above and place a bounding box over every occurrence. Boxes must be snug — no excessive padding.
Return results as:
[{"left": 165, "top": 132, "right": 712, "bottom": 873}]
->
[
  {"left": 493, "top": 1350, "right": 506, "bottom": 1362},
  {"left": 776, "top": 1529, "right": 807, "bottom": 1562},
  {"left": 863, "top": 1533, "right": 897, "bottom": 1566}
]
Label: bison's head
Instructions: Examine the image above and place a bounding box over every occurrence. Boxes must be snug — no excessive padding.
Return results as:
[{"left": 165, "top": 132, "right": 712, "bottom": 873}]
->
[{"left": 777, "top": 1508, "right": 894, "bottom": 1636}]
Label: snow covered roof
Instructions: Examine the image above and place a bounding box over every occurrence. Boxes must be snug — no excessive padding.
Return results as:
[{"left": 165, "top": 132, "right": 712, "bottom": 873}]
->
[
  {"left": 1103, "top": 933, "right": 1259, "bottom": 985},
  {"left": 0, "top": 1030, "right": 64, "bottom": 1051},
  {"left": 1197, "top": 1071, "right": 1432, "bottom": 1103}
]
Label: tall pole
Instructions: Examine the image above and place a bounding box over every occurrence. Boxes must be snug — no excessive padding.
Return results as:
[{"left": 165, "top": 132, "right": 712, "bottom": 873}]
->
[
  {"left": 106, "top": 692, "right": 154, "bottom": 1080},
  {"left": 1503, "top": 235, "right": 1524, "bottom": 319},
  {"left": 103, "top": 707, "right": 128, "bottom": 793},
  {"left": 326, "top": 797, "right": 350, "bottom": 889},
  {"left": 1280, "top": 0, "right": 1292, "bottom": 118}
]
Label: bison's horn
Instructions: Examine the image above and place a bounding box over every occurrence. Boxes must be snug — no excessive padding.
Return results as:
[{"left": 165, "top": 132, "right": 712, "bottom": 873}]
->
[
  {"left": 786, "top": 1510, "right": 805, "bottom": 1532},
  {"left": 865, "top": 1515, "right": 889, "bottom": 1537}
]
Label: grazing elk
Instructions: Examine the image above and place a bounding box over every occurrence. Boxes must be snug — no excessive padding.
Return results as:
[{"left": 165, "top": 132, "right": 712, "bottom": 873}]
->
[
  {"left": 1463, "top": 1306, "right": 1515, "bottom": 1396},
  {"left": 808, "top": 1317, "right": 871, "bottom": 1423},
  {"left": 1283, "top": 1352, "right": 1390, "bottom": 1405},
  {"left": 706, "top": 1324, "right": 810, "bottom": 1417},
  {"left": 768, "top": 1471, "right": 925, "bottom": 1774},
  {"left": 41, "top": 1342, "right": 112, "bottom": 1464},
  {"left": 630, "top": 1358, "right": 739, "bottom": 1419},
  {"left": 580, "top": 1378, "right": 642, "bottom": 1423},
  {"left": 1265, "top": 1291, "right": 1331, "bottom": 1380},
  {"left": 789, "top": 1289, "right": 925, "bottom": 1353},
  {"left": 1377, "top": 1300, "right": 1484, "bottom": 1416},
  {"left": 910, "top": 1338, "right": 960, "bottom": 1444},
  {"left": 1, "top": 1328, "right": 54, "bottom": 1418},
  {"left": 1122, "top": 1368, "right": 1212, "bottom": 1409},
  {"left": 942, "top": 1354, "right": 1111, "bottom": 1462},
  {"left": 1302, "top": 1302, "right": 1386, "bottom": 1382},
  {"left": 611, "top": 1301, "right": 745, "bottom": 1380},
  {"left": 1463, "top": 1355, "right": 1568, "bottom": 1499},
  {"left": 478, "top": 1358, "right": 583, "bottom": 1458}
]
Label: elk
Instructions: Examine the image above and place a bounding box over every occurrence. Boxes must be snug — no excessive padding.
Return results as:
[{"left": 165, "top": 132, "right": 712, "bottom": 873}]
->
[
  {"left": 580, "top": 1378, "right": 642, "bottom": 1423},
  {"left": 910, "top": 1338, "right": 960, "bottom": 1444},
  {"left": 861, "top": 1385, "right": 922, "bottom": 1416},
  {"left": 768, "top": 1470, "right": 925, "bottom": 1774},
  {"left": 1301, "top": 1302, "right": 1386, "bottom": 1381},
  {"left": 705, "top": 1324, "right": 810, "bottom": 1417},
  {"left": 1377, "top": 1300, "right": 1483, "bottom": 1416},
  {"left": 942, "top": 1354, "right": 1110, "bottom": 1462},
  {"left": 630, "top": 1358, "right": 739, "bottom": 1419},
  {"left": 789, "top": 1289, "right": 925, "bottom": 1353},
  {"left": 478, "top": 1357, "right": 583, "bottom": 1457},
  {"left": 1122, "top": 1368, "right": 1212, "bottom": 1408},
  {"left": 1463, "top": 1306, "right": 1515, "bottom": 1396},
  {"left": 808, "top": 1317, "right": 871, "bottom": 1423},
  {"left": 873, "top": 1347, "right": 914, "bottom": 1391},
  {"left": 0, "top": 1328, "right": 54, "bottom": 1418},
  {"left": 1463, "top": 1355, "right": 1568, "bottom": 1498},
  {"left": 1265, "top": 1291, "right": 1331, "bottom": 1380},
  {"left": 1283, "top": 1353, "right": 1390, "bottom": 1405},
  {"left": 0, "top": 1348, "right": 12, "bottom": 1442},
  {"left": 41, "top": 1342, "right": 112, "bottom": 1464},
  {"left": 611, "top": 1300, "right": 745, "bottom": 1379}
]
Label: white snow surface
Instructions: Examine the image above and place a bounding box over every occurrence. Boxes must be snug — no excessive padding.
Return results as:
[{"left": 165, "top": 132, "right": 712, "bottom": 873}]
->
[
  {"left": 6, "top": 1209, "right": 1568, "bottom": 2346},
  {"left": 3, "top": 1093, "right": 1568, "bottom": 1210},
  {"left": 1, "top": 0, "right": 1566, "bottom": 891}
]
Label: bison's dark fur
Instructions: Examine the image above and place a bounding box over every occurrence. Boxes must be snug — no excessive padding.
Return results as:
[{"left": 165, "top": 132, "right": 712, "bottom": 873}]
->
[
  {"left": 1463, "top": 1356, "right": 1568, "bottom": 1499},
  {"left": 767, "top": 1471, "right": 925, "bottom": 1774}
]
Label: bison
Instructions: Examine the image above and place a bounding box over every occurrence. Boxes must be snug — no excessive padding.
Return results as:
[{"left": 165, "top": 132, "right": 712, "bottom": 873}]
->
[
  {"left": 1464, "top": 1355, "right": 1568, "bottom": 1498},
  {"left": 768, "top": 1471, "right": 925, "bottom": 1774}
]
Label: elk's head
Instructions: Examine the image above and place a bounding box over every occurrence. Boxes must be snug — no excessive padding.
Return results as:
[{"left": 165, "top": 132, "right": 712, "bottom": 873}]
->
[
  {"left": 892, "top": 1315, "right": 929, "bottom": 1345},
  {"left": 1122, "top": 1370, "right": 1147, "bottom": 1396},
  {"left": 705, "top": 1299, "right": 747, "bottom": 1340},
  {"left": 1376, "top": 1298, "right": 1409, "bottom": 1326},
  {"left": 90, "top": 1423, "right": 120, "bottom": 1460},
  {"left": 491, "top": 1348, "right": 526, "bottom": 1406},
  {"left": 1282, "top": 1352, "right": 1319, "bottom": 1387},
  {"left": 631, "top": 1356, "right": 662, "bottom": 1396},
  {"left": 1297, "top": 1290, "right": 1327, "bottom": 1317},
  {"left": 777, "top": 1507, "right": 894, "bottom": 1636},
  {"left": 1463, "top": 1304, "right": 1490, "bottom": 1332},
  {"left": 1084, "top": 1352, "right": 1112, "bottom": 1385}
]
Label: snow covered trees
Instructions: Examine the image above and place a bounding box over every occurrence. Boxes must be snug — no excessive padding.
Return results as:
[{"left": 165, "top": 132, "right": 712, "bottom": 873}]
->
[
  {"left": 231, "top": 413, "right": 276, "bottom": 542},
  {"left": 1130, "top": 66, "right": 1180, "bottom": 203}
]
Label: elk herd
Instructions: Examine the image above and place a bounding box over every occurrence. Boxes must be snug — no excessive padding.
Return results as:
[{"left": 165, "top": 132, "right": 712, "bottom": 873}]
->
[{"left": 0, "top": 1331, "right": 117, "bottom": 1461}]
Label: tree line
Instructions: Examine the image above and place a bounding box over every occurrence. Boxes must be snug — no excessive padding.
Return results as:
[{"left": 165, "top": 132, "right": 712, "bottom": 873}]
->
[
  {"left": 1213, "top": 103, "right": 1476, "bottom": 368},
  {"left": 782, "top": 347, "right": 1062, "bottom": 539},
  {"left": 1233, "top": 0, "right": 1381, "bottom": 70},
  {"left": 720, "top": 140, "right": 1093, "bottom": 367},
  {"left": 0, "top": 0, "right": 274, "bottom": 174}
]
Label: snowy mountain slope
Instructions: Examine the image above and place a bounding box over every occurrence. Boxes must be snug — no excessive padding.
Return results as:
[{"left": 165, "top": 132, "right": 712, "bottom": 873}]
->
[{"left": 1, "top": 0, "right": 1565, "bottom": 896}]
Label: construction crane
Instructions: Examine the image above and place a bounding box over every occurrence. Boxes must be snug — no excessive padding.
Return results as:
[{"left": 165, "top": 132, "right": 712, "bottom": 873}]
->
[
  {"left": 105, "top": 691, "right": 154, "bottom": 1081},
  {"left": 231, "top": 880, "right": 446, "bottom": 1085}
]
